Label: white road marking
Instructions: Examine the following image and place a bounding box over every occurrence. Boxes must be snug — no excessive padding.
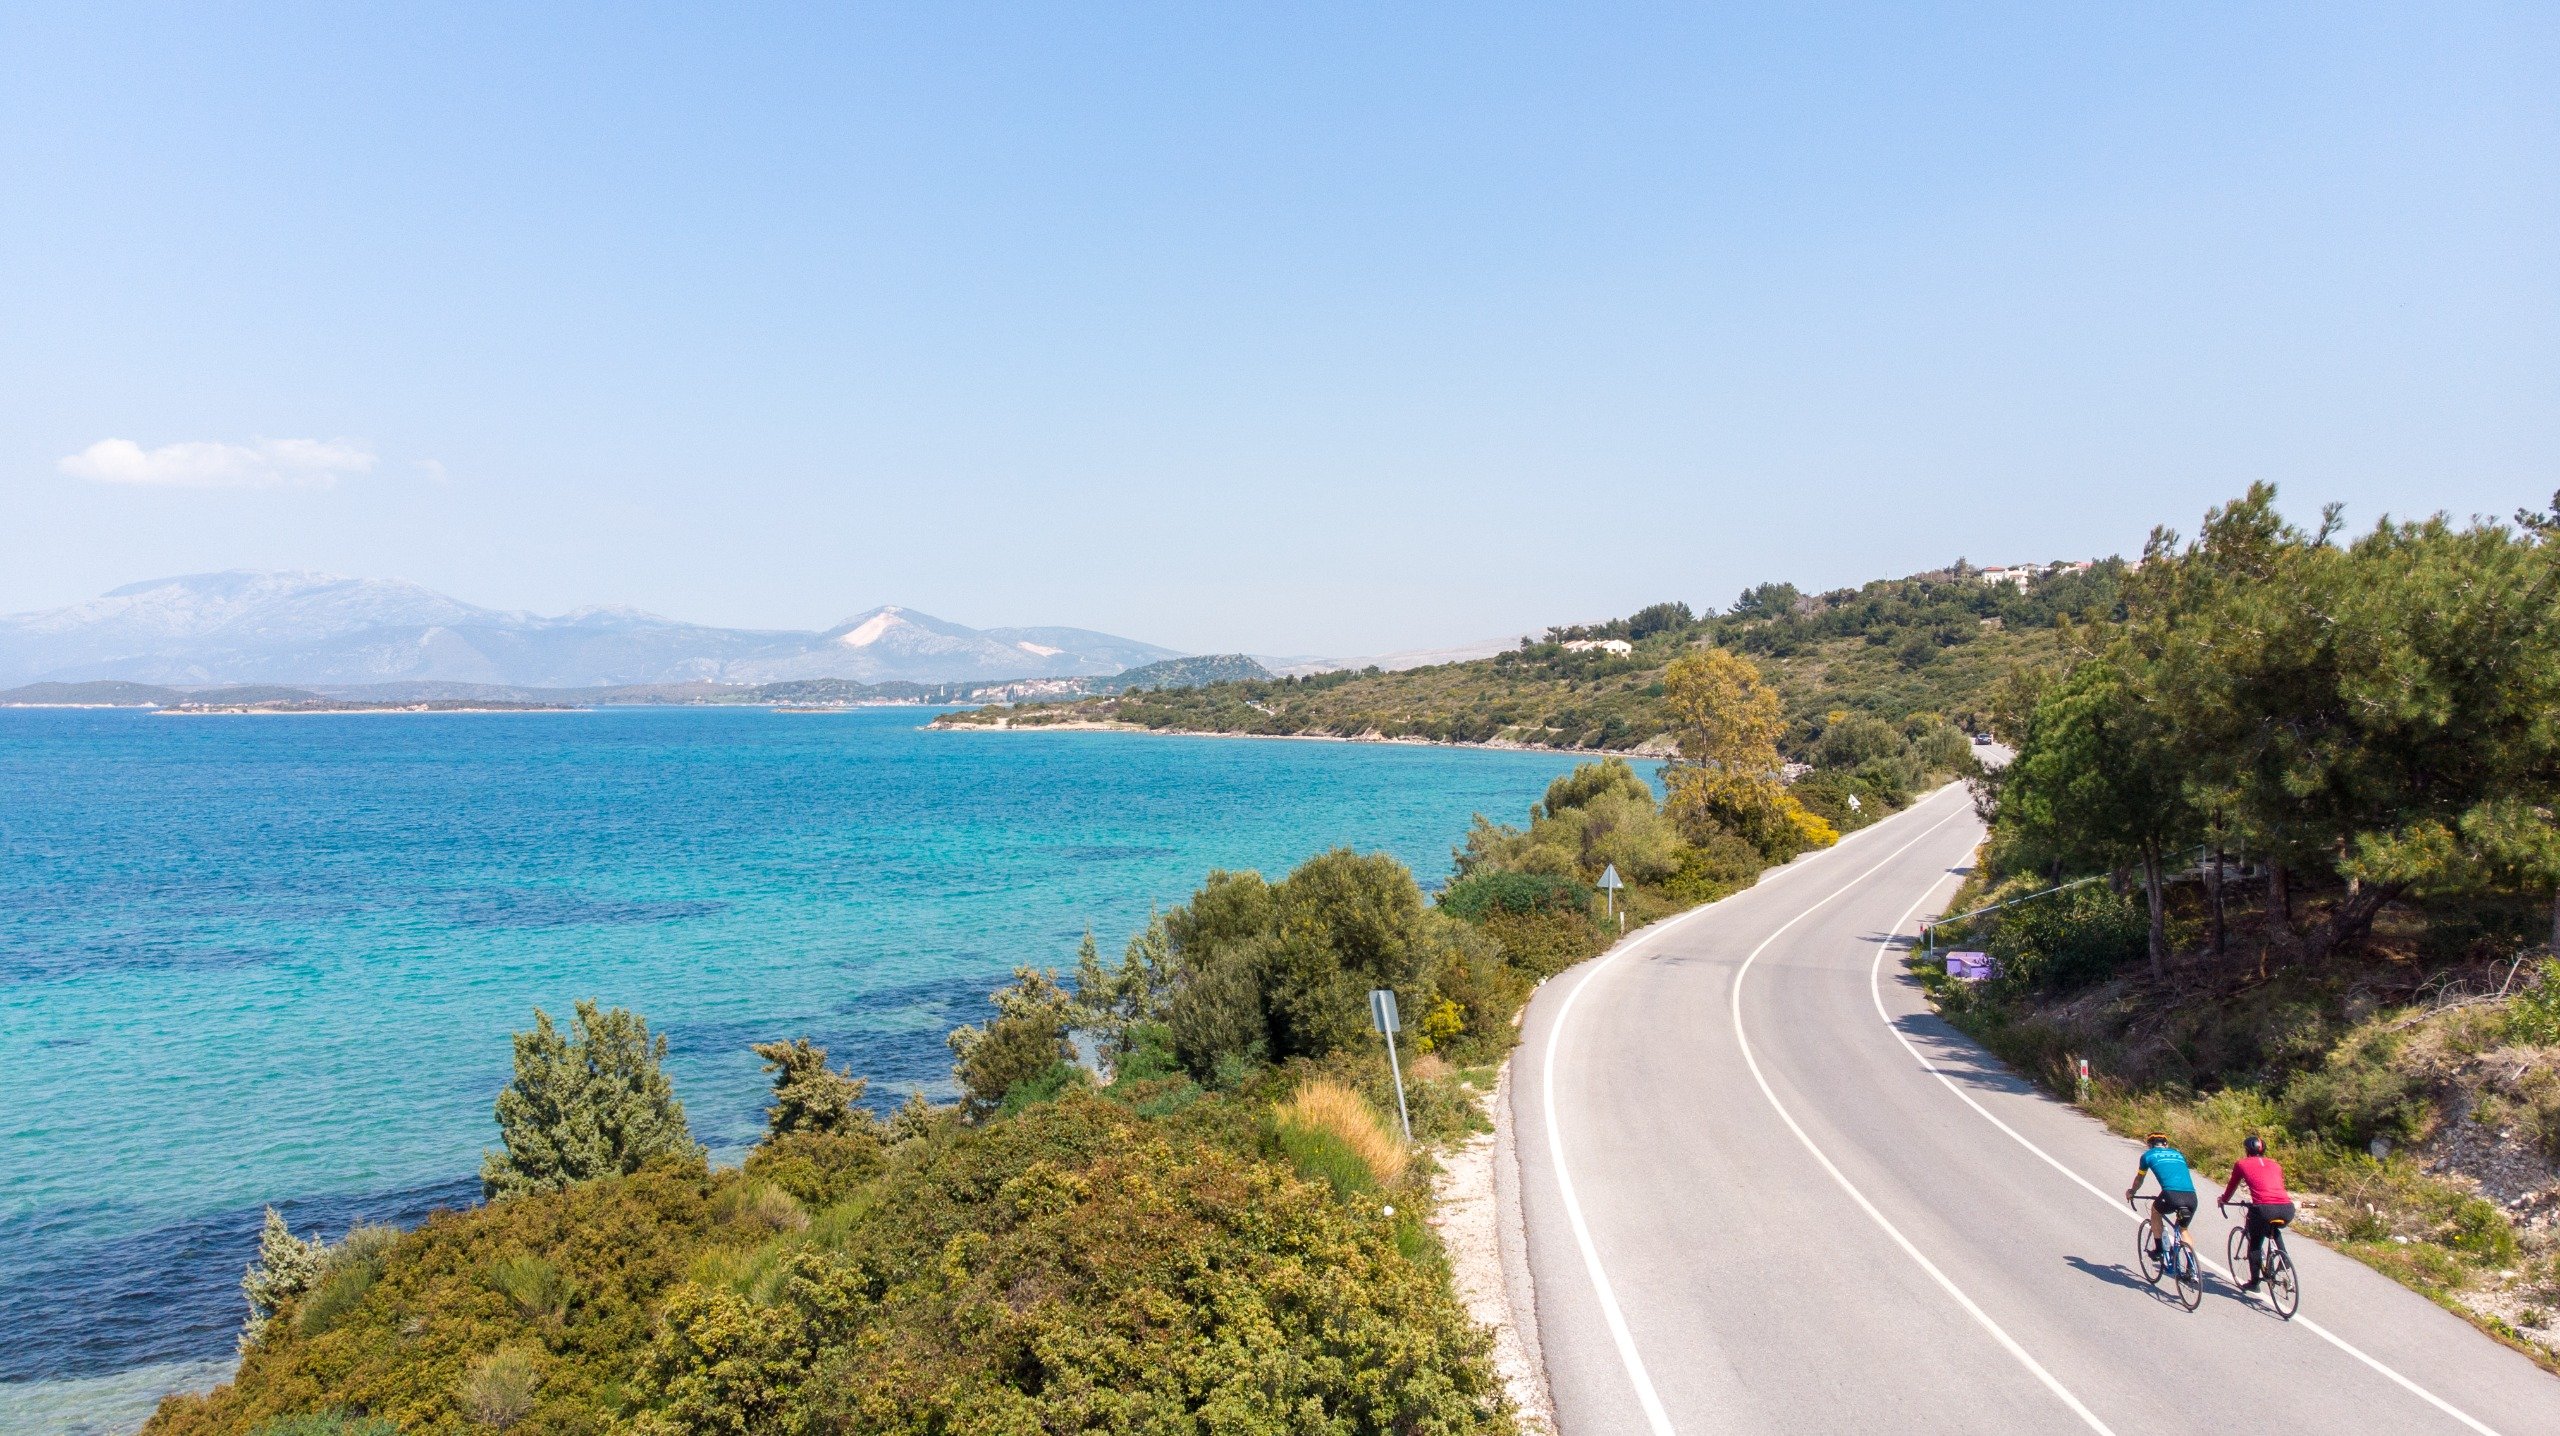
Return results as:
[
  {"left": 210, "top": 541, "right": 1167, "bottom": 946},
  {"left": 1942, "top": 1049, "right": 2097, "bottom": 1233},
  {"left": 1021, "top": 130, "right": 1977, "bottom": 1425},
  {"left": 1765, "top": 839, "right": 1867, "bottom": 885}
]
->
[
  {"left": 1544, "top": 939, "right": 1682, "bottom": 1434},
  {"left": 1868, "top": 871, "right": 2510, "bottom": 1436},
  {"left": 1729, "top": 804, "right": 2122, "bottom": 1435},
  {"left": 1533, "top": 783, "right": 1970, "bottom": 1435}
]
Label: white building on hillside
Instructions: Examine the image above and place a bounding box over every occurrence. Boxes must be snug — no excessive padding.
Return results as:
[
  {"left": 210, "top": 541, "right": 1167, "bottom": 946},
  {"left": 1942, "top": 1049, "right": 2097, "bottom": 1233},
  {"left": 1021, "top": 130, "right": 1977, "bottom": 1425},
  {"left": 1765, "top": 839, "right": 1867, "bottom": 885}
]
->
[
  {"left": 1562, "top": 638, "right": 1634, "bottom": 655},
  {"left": 1977, "top": 560, "right": 2095, "bottom": 587}
]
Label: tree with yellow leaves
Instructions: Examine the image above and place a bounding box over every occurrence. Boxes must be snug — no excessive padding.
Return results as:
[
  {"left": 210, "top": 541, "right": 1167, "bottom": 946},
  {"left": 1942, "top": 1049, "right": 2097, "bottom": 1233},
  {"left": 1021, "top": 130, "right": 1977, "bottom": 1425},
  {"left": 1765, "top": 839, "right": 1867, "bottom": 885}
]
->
[{"left": 1661, "top": 649, "right": 1837, "bottom": 859}]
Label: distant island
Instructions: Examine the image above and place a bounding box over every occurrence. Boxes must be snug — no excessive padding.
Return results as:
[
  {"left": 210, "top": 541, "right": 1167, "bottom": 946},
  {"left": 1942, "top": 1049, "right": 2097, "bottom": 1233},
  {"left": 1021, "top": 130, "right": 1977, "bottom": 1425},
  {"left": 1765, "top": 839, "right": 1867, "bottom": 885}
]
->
[{"left": 163, "top": 698, "right": 583, "bottom": 716}]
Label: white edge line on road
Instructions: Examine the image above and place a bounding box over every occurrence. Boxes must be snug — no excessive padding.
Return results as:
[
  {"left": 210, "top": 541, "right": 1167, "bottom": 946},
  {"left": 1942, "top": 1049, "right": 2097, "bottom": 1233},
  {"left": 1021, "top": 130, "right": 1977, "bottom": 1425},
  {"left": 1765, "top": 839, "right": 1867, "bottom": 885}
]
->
[
  {"left": 1533, "top": 783, "right": 1969, "bottom": 1435},
  {"left": 1544, "top": 935, "right": 1682, "bottom": 1434},
  {"left": 1868, "top": 875, "right": 2508, "bottom": 1436},
  {"left": 1729, "top": 804, "right": 2121, "bottom": 1436}
]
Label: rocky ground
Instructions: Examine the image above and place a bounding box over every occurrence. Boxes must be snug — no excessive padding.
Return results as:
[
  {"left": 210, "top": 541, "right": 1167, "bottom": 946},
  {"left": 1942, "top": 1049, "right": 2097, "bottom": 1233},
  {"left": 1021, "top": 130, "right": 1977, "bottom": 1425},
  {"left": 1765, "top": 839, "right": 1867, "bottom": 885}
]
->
[{"left": 2402, "top": 1022, "right": 2560, "bottom": 1356}]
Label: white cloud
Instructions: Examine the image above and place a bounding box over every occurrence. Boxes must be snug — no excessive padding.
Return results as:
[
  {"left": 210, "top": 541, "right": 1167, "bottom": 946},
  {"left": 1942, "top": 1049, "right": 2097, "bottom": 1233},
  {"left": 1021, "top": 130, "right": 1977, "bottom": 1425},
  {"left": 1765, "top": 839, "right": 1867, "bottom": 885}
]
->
[{"left": 58, "top": 437, "right": 379, "bottom": 489}]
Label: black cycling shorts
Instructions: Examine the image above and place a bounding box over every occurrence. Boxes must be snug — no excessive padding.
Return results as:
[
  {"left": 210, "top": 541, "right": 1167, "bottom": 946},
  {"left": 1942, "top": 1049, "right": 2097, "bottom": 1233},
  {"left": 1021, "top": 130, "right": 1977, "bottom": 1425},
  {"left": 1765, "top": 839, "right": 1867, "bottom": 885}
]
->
[
  {"left": 2245, "top": 1200, "right": 2295, "bottom": 1234},
  {"left": 2150, "top": 1189, "right": 2198, "bottom": 1226}
]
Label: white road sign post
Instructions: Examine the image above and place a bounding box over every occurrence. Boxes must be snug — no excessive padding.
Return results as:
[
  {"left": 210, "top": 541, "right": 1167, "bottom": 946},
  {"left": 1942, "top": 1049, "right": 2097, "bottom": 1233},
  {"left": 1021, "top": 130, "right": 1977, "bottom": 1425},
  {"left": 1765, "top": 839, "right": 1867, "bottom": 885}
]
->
[
  {"left": 1597, "top": 862, "right": 1623, "bottom": 917},
  {"left": 1369, "top": 988, "right": 1412, "bottom": 1141}
]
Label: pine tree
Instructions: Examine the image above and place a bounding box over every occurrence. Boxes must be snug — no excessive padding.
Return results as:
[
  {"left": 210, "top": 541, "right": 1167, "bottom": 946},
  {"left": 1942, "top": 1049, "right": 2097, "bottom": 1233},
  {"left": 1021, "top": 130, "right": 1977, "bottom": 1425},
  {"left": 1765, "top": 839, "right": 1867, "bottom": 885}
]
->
[
  {"left": 481, "top": 1001, "right": 701, "bottom": 1200},
  {"left": 239, "top": 1207, "right": 324, "bottom": 1349},
  {"left": 945, "top": 968, "right": 1083, "bottom": 1117},
  {"left": 751, "top": 1037, "right": 869, "bottom": 1137}
]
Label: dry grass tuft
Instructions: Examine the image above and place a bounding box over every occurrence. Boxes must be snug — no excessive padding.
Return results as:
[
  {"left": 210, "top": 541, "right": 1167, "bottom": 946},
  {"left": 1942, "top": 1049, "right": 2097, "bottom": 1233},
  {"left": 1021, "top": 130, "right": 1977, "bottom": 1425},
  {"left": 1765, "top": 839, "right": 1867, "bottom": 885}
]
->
[
  {"left": 711, "top": 1179, "right": 810, "bottom": 1234},
  {"left": 458, "top": 1346, "right": 540, "bottom": 1429},
  {"left": 1276, "top": 1078, "right": 1409, "bottom": 1188}
]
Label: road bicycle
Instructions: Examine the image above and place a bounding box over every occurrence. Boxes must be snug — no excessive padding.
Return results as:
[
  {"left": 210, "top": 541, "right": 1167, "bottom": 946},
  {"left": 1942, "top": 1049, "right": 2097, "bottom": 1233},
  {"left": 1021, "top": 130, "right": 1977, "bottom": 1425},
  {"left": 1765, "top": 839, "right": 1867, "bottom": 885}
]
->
[
  {"left": 2132, "top": 1199, "right": 2204, "bottom": 1311},
  {"left": 2226, "top": 1209, "right": 2301, "bottom": 1320}
]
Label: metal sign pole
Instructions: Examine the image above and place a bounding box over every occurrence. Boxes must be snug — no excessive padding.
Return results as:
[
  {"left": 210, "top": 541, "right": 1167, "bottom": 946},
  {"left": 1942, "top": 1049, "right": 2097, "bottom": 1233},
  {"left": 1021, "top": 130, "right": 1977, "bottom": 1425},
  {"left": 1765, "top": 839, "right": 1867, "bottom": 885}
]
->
[{"left": 1369, "top": 988, "right": 1411, "bottom": 1142}]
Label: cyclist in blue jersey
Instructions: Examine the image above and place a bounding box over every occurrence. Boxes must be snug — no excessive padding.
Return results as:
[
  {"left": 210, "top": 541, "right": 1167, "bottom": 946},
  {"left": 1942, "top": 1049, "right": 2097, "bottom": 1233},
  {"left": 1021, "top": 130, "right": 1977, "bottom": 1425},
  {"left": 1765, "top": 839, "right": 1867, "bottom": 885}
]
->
[{"left": 2125, "top": 1132, "right": 2200, "bottom": 1267}]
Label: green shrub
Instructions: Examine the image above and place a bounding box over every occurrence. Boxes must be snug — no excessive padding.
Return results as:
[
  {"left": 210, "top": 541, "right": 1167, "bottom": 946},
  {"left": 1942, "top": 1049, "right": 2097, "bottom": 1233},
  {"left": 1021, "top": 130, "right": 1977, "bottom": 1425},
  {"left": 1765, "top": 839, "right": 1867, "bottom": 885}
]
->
[
  {"left": 1475, "top": 908, "right": 1600, "bottom": 979},
  {"left": 1984, "top": 886, "right": 2146, "bottom": 993},
  {"left": 1437, "top": 870, "right": 1592, "bottom": 922},
  {"left": 1168, "top": 944, "right": 1269, "bottom": 1081},
  {"left": 1662, "top": 829, "right": 1767, "bottom": 905},
  {"left": 294, "top": 1261, "right": 379, "bottom": 1337},
  {"left": 1790, "top": 770, "right": 1897, "bottom": 832},
  {"left": 2447, "top": 1193, "right": 2520, "bottom": 1263},
  {"left": 740, "top": 1127, "right": 886, "bottom": 1210},
  {"left": 2508, "top": 958, "right": 2560, "bottom": 1046},
  {"left": 1425, "top": 935, "right": 1533, "bottom": 1054},
  {"left": 996, "top": 1059, "right": 1091, "bottom": 1115},
  {"left": 2281, "top": 1032, "right": 2431, "bottom": 1149},
  {"left": 1110, "top": 1020, "right": 1183, "bottom": 1083},
  {"left": 947, "top": 968, "right": 1081, "bottom": 1118},
  {"left": 484, "top": 1254, "right": 572, "bottom": 1324}
]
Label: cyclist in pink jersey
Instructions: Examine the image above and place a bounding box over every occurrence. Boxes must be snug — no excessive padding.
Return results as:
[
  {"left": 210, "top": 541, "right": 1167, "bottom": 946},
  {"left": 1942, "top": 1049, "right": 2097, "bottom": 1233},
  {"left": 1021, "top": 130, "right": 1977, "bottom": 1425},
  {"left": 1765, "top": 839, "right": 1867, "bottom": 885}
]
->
[{"left": 2217, "top": 1134, "right": 2296, "bottom": 1291}]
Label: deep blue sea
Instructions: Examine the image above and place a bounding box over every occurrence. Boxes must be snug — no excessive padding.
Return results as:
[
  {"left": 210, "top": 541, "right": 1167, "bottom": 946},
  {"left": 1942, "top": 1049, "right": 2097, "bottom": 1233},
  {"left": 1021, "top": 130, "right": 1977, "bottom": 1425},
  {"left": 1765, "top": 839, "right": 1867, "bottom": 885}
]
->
[{"left": 0, "top": 706, "right": 1589, "bottom": 1431}]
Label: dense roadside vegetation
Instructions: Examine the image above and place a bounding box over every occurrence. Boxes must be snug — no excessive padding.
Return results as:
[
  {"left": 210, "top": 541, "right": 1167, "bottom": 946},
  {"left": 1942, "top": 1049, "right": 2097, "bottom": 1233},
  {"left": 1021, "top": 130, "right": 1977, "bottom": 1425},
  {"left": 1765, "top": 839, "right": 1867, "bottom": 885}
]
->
[
  {"left": 148, "top": 631, "right": 1980, "bottom": 1435},
  {"left": 1928, "top": 486, "right": 2560, "bottom": 1359},
  {"left": 936, "top": 565, "right": 2123, "bottom": 755}
]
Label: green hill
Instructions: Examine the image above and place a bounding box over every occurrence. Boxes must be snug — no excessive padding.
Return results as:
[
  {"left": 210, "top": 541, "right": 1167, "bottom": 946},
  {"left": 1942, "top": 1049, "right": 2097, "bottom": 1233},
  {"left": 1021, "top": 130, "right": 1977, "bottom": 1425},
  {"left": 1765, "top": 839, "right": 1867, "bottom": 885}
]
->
[
  {"left": 1088, "top": 652, "right": 1272, "bottom": 693},
  {"left": 938, "top": 562, "right": 2123, "bottom": 753}
]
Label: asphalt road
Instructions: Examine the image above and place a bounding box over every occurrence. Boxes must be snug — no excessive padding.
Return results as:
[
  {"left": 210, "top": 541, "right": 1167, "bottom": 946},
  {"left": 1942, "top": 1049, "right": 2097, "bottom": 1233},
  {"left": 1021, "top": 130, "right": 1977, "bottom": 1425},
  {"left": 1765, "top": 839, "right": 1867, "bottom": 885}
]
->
[{"left": 1510, "top": 782, "right": 2560, "bottom": 1435}]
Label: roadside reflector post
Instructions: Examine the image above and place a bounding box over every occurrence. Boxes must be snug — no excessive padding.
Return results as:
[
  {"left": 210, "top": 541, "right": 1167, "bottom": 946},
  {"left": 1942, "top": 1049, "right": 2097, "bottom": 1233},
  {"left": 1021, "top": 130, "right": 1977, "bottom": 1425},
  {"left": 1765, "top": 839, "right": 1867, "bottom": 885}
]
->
[
  {"left": 2075, "top": 1057, "right": 2091, "bottom": 1104},
  {"left": 1369, "top": 988, "right": 1411, "bottom": 1141}
]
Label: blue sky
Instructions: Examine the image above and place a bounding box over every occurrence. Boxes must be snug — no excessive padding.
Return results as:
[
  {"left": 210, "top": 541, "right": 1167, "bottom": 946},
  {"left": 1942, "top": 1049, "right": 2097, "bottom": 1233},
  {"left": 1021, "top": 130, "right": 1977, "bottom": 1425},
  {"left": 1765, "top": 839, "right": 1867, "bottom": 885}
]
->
[{"left": 4, "top": 4, "right": 2553, "bottom": 655}]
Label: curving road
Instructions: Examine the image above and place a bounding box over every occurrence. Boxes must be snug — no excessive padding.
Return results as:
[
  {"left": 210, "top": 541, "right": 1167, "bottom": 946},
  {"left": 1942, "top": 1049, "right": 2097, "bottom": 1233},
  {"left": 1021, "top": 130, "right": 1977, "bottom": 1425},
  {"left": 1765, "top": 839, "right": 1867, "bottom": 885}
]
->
[{"left": 1508, "top": 782, "right": 2560, "bottom": 1435}]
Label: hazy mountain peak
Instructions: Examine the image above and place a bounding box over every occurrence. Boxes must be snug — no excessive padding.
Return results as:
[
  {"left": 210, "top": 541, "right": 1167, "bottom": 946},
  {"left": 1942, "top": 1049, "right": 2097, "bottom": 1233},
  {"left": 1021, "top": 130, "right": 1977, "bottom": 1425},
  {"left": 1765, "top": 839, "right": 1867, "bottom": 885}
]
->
[
  {"left": 834, "top": 608, "right": 908, "bottom": 647},
  {"left": 0, "top": 574, "right": 1183, "bottom": 689},
  {"left": 102, "top": 568, "right": 345, "bottom": 600}
]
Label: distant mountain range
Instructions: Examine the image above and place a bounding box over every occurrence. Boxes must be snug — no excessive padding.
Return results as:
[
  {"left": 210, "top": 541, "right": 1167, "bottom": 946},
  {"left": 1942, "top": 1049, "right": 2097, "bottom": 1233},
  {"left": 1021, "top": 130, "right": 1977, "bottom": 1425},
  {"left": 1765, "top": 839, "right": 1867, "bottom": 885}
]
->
[
  {"left": 0, "top": 655, "right": 1281, "bottom": 711},
  {"left": 0, "top": 573, "right": 1189, "bottom": 689}
]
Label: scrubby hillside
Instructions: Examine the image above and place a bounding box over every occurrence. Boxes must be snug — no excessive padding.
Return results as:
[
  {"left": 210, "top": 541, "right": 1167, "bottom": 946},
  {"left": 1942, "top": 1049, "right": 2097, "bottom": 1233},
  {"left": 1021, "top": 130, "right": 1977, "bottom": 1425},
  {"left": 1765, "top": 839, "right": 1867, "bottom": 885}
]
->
[{"left": 938, "top": 564, "right": 2122, "bottom": 753}]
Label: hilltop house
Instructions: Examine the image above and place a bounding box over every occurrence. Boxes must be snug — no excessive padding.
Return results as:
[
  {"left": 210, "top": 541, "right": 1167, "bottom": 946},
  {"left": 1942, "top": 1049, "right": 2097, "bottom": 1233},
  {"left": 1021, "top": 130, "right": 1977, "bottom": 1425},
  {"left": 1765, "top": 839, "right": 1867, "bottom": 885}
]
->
[{"left": 1977, "top": 560, "right": 2094, "bottom": 587}]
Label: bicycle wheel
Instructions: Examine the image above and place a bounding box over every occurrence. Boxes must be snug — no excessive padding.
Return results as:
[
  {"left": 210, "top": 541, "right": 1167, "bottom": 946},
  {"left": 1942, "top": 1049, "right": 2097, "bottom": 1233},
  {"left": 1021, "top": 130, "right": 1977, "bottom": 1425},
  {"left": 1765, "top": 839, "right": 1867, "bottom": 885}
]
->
[
  {"left": 2266, "top": 1240, "right": 2299, "bottom": 1320},
  {"left": 2173, "top": 1241, "right": 2204, "bottom": 1311},
  {"left": 2226, "top": 1226, "right": 2249, "bottom": 1288},
  {"left": 2136, "top": 1221, "right": 2163, "bottom": 1284}
]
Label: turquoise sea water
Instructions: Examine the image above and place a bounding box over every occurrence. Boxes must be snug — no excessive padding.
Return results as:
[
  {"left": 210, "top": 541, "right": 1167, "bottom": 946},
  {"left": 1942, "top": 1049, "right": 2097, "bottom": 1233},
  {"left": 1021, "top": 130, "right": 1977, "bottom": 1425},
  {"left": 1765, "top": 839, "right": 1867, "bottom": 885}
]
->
[{"left": 0, "top": 706, "right": 1588, "bottom": 1430}]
